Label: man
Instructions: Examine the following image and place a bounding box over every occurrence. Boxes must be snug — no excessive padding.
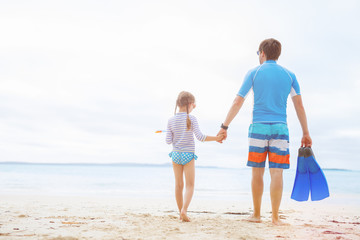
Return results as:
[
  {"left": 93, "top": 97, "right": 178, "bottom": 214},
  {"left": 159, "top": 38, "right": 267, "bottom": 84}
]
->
[{"left": 218, "top": 38, "right": 312, "bottom": 225}]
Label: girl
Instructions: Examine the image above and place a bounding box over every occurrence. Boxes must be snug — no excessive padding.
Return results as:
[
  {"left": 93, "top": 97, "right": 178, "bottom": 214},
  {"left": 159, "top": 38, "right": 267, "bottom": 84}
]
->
[{"left": 166, "top": 91, "right": 224, "bottom": 222}]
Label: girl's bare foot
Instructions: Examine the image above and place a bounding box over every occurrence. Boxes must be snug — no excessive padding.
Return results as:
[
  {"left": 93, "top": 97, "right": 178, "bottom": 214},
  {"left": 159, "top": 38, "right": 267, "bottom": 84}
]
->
[
  {"left": 272, "top": 218, "right": 289, "bottom": 226},
  {"left": 180, "top": 210, "right": 190, "bottom": 222},
  {"left": 244, "top": 215, "right": 261, "bottom": 223}
]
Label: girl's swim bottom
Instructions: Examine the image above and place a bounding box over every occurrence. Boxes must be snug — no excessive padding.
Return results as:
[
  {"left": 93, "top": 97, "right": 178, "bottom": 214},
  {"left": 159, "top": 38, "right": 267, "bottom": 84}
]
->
[{"left": 169, "top": 151, "right": 198, "bottom": 165}]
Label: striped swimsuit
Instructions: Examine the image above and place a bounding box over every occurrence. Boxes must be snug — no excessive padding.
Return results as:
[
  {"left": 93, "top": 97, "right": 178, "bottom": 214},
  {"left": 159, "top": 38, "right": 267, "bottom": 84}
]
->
[{"left": 166, "top": 112, "right": 207, "bottom": 165}]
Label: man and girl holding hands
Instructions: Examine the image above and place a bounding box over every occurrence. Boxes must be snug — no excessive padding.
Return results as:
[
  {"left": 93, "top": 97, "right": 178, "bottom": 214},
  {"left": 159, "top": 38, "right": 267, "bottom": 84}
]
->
[{"left": 166, "top": 38, "right": 312, "bottom": 225}]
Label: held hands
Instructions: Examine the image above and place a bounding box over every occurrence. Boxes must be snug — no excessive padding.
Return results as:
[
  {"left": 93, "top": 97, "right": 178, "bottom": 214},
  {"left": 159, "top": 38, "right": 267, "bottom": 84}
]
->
[
  {"left": 216, "top": 128, "right": 227, "bottom": 143},
  {"left": 216, "top": 132, "right": 226, "bottom": 143}
]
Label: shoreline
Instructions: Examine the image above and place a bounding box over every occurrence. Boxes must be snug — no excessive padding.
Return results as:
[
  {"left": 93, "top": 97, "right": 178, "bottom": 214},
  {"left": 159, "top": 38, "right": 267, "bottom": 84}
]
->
[
  {"left": 1, "top": 161, "right": 357, "bottom": 172},
  {"left": 1, "top": 195, "right": 359, "bottom": 240}
]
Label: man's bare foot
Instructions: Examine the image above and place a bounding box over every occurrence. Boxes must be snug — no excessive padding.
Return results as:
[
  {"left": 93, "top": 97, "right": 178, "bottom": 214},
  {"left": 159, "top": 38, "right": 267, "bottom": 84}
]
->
[
  {"left": 180, "top": 210, "right": 190, "bottom": 222},
  {"left": 244, "top": 215, "right": 261, "bottom": 223},
  {"left": 272, "top": 218, "right": 289, "bottom": 226}
]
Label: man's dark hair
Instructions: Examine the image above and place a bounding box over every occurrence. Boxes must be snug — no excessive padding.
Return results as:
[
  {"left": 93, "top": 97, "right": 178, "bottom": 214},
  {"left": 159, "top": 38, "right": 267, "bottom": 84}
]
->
[{"left": 259, "top": 38, "right": 281, "bottom": 60}]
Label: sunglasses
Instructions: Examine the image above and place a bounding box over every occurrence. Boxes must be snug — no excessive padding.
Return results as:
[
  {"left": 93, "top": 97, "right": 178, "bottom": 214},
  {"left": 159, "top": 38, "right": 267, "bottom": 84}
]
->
[{"left": 257, "top": 50, "right": 261, "bottom": 55}]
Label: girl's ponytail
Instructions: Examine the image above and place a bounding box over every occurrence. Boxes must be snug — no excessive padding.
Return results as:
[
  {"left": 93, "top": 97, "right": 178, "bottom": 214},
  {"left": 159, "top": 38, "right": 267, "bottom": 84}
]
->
[
  {"left": 175, "top": 91, "right": 195, "bottom": 131},
  {"left": 186, "top": 104, "right": 191, "bottom": 130}
]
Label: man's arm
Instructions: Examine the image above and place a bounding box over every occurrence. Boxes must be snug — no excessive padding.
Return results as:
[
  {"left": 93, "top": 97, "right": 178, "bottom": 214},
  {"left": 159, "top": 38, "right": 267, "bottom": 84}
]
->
[
  {"left": 292, "top": 95, "right": 312, "bottom": 147},
  {"left": 217, "top": 95, "right": 245, "bottom": 142}
]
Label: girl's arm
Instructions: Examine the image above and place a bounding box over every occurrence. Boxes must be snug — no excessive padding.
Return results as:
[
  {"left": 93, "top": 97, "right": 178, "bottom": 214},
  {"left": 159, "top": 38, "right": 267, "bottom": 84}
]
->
[
  {"left": 191, "top": 116, "right": 224, "bottom": 142},
  {"left": 191, "top": 117, "right": 207, "bottom": 142}
]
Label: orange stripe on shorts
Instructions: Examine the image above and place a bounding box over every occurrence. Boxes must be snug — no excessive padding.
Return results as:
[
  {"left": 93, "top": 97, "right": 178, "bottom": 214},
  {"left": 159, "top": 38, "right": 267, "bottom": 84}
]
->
[
  {"left": 248, "top": 151, "right": 267, "bottom": 163},
  {"left": 268, "top": 152, "right": 289, "bottom": 164}
]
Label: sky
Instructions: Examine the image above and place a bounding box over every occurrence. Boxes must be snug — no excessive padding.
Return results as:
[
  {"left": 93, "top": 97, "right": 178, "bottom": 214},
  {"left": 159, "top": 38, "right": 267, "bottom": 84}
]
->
[{"left": 0, "top": 0, "right": 359, "bottom": 170}]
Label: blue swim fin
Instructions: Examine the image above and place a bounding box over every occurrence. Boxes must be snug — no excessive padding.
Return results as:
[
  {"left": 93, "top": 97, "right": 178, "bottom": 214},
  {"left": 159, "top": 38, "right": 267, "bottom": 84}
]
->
[
  {"left": 291, "top": 147, "right": 310, "bottom": 201},
  {"left": 304, "top": 147, "right": 330, "bottom": 201}
]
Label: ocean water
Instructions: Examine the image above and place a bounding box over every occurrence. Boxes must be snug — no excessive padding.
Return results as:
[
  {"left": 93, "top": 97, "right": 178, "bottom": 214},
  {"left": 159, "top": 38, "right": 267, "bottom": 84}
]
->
[{"left": 0, "top": 163, "right": 359, "bottom": 204}]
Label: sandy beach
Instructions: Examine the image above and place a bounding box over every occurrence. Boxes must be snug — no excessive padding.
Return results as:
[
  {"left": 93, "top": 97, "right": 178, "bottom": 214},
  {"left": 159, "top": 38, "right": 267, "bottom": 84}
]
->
[{"left": 0, "top": 195, "right": 359, "bottom": 240}]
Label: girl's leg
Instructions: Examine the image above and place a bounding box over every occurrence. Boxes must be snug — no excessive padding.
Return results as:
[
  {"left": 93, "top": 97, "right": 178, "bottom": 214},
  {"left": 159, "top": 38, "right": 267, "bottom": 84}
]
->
[
  {"left": 172, "top": 162, "right": 184, "bottom": 217},
  {"left": 181, "top": 159, "right": 195, "bottom": 222}
]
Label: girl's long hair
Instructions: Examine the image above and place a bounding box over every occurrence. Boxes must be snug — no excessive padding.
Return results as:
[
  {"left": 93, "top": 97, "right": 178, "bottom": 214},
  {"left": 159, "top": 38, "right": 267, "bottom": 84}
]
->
[{"left": 174, "top": 91, "right": 195, "bottom": 131}]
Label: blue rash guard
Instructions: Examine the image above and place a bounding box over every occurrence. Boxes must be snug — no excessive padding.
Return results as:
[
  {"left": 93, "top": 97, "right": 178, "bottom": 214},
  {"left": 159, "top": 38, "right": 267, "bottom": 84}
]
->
[{"left": 237, "top": 60, "right": 301, "bottom": 123}]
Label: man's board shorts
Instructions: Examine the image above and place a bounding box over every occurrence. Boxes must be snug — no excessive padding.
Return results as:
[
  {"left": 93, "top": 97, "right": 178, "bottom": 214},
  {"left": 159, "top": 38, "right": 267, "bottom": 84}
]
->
[
  {"left": 169, "top": 152, "right": 198, "bottom": 165},
  {"left": 247, "top": 123, "right": 290, "bottom": 169}
]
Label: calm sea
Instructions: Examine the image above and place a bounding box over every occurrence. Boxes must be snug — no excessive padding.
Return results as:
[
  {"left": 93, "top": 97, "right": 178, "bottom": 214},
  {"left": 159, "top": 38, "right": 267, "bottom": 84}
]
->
[{"left": 0, "top": 163, "right": 359, "bottom": 204}]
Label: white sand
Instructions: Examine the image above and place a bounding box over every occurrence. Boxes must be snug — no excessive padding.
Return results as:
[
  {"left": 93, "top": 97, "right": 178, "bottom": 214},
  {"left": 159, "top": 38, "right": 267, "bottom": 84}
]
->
[{"left": 0, "top": 195, "right": 359, "bottom": 240}]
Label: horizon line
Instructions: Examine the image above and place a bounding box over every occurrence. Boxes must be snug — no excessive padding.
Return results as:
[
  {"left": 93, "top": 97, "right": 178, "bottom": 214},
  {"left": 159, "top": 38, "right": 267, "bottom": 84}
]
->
[{"left": 0, "top": 161, "right": 224, "bottom": 169}]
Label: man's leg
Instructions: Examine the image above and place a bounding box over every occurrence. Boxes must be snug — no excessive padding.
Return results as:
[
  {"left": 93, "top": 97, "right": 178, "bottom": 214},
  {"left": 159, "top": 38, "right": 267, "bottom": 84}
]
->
[
  {"left": 269, "top": 168, "right": 285, "bottom": 225},
  {"left": 250, "top": 167, "right": 265, "bottom": 222},
  {"left": 268, "top": 123, "right": 290, "bottom": 225},
  {"left": 247, "top": 123, "right": 268, "bottom": 222}
]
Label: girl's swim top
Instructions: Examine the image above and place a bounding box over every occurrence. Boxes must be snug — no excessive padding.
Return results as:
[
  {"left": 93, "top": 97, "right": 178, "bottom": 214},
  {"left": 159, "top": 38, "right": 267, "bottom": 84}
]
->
[{"left": 166, "top": 112, "right": 206, "bottom": 153}]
